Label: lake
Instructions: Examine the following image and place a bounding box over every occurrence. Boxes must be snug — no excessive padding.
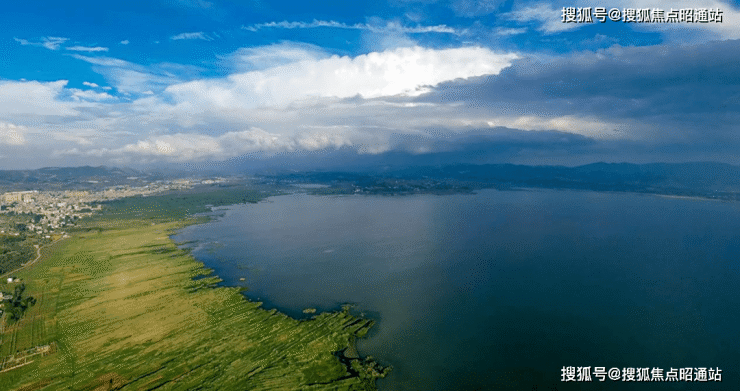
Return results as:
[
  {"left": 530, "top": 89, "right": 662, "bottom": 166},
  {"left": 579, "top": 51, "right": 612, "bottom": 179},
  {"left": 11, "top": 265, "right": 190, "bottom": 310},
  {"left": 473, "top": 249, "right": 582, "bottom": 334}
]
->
[{"left": 173, "top": 189, "right": 740, "bottom": 390}]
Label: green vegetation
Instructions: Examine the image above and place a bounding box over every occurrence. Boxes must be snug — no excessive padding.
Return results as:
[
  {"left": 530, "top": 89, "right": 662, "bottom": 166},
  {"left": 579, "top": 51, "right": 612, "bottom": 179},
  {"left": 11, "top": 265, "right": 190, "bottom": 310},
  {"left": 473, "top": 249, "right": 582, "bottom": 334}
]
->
[
  {"left": 0, "top": 233, "right": 40, "bottom": 276},
  {"left": 3, "top": 283, "right": 37, "bottom": 322},
  {"left": 0, "top": 188, "right": 387, "bottom": 390},
  {"left": 0, "top": 211, "right": 54, "bottom": 275},
  {"left": 85, "top": 186, "right": 278, "bottom": 223}
]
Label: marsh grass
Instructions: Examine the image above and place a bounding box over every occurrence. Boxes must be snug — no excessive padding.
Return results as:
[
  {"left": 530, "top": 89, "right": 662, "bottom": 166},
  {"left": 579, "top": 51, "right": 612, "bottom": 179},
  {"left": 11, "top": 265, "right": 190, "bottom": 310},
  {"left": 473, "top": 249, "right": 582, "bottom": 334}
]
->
[{"left": 0, "top": 215, "right": 384, "bottom": 390}]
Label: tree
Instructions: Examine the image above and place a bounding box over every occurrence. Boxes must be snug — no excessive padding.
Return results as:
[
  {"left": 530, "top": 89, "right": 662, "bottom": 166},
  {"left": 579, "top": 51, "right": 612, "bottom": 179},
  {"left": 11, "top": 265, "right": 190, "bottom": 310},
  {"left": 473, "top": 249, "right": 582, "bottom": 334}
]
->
[
  {"left": 7, "top": 283, "right": 35, "bottom": 322},
  {"left": 13, "top": 283, "right": 25, "bottom": 302}
]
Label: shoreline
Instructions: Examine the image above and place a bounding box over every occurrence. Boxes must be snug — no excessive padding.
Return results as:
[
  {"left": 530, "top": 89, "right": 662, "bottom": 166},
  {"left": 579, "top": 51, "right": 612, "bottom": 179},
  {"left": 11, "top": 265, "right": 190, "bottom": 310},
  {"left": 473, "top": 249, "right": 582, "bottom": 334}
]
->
[
  {"left": 654, "top": 193, "right": 725, "bottom": 202},
  {"left": 170, "top": 200, "right": 392, "bottom": 385},
  {"left": 170, "top": 214, "right": 387, "bottom": 370},
  {"left": 168, "top": 213, "right": 391, "bottom": 388},
  {"left": 1, "top": 196, "right": 389, "bottom": 390}
]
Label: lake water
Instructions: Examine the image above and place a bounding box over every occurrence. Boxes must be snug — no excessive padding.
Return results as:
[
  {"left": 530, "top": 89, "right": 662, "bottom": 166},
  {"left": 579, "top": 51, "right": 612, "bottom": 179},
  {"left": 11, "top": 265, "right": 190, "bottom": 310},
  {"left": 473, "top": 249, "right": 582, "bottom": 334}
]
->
[{"left": 173, "top": 189, "right": 740, "bottom": 390}]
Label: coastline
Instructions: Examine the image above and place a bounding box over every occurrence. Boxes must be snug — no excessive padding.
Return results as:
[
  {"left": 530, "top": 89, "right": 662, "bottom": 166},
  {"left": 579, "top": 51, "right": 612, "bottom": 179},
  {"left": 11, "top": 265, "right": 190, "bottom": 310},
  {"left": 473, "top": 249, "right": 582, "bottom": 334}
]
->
[
  {"left": 0, "top": 193, "right": 388, "bottom": 390},
  {"left": 169, "top": 213, "right": 389, "bottom": 383},
  {"left": 654, "top": 193, "right": 725, "bottom": 202}
]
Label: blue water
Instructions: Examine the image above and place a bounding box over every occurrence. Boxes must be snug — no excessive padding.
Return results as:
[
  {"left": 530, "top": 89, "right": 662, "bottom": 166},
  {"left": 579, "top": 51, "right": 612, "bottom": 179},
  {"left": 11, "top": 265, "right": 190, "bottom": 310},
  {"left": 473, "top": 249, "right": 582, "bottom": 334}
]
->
[{"left": 174, "top": 189, "right": 740, "bottom": 390}]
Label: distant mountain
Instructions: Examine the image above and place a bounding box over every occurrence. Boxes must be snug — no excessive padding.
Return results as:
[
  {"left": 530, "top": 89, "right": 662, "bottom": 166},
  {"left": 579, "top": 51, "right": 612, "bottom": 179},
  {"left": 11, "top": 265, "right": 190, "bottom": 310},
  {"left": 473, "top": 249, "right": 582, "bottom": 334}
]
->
[
  {"left": 267, "top": 161, "right": 740, "bottom": 199},
  {"left": 0, "top": 166, "right": 164, "bottom": 191},
  {"left": 2, "top": 162, "right": 739, "bottom": 200},
  {"left": 36, "top": 166, "right": 139, "bottom": 177},
  {"left": 395, "top": 162, "right": 740, "bottom": 193}
]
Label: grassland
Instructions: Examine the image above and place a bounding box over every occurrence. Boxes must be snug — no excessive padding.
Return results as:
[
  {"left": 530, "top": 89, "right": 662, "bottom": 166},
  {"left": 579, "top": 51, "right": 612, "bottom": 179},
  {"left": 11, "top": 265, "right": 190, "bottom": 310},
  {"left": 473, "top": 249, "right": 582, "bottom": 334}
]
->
[{"left": 0, "top": 189, "right": 387, "bottom": 390}]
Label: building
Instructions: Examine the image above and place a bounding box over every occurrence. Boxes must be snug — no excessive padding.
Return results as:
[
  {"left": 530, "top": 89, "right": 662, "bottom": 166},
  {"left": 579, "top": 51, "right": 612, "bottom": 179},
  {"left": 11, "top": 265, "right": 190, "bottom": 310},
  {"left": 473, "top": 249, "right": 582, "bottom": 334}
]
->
[
  {"left": 66, "top": 191, "right": 89, "bottom": 197},
  {"left": 2, "top": 192, "right": 23, "bottom": 203},
  {"left": 2, "top": 190, "right": 38, "bottom": 204}
]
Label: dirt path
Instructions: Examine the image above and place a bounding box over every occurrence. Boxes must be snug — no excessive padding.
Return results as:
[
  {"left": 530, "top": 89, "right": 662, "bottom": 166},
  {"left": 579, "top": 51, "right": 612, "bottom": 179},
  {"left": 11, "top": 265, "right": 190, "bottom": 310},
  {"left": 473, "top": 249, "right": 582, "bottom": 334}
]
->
[{"left": 0, "top": 237, "right": 65, "bottom": 280}]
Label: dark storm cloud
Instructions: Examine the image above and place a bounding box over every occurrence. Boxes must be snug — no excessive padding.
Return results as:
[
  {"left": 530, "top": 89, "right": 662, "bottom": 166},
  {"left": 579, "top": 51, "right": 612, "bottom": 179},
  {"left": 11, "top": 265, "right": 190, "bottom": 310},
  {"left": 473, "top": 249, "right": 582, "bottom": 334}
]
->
[{"left": 425, "top": 40, "right": 740, "bottom": 146}]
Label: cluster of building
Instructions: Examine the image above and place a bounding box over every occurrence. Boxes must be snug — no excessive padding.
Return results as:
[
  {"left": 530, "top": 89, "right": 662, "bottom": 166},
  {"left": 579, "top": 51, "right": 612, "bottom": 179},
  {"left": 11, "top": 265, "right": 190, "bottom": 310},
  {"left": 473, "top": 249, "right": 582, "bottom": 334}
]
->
[{"left": 0, "top": 179, "right": 219, "bottom": 236}]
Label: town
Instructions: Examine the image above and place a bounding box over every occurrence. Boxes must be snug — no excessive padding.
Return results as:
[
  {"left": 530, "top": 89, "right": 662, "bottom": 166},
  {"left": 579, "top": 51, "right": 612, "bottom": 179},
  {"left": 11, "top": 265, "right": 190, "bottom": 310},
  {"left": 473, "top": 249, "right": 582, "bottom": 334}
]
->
[{"left": 0, "top": 179, "right": 230, "bottom": 237}]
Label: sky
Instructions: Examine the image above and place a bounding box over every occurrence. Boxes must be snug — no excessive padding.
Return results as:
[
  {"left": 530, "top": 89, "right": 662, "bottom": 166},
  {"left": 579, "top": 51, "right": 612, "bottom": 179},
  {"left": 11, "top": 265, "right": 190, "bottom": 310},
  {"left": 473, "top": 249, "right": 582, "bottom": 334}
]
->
[{"left": 1, "top": 0, "right": 739, "bottom": 170}]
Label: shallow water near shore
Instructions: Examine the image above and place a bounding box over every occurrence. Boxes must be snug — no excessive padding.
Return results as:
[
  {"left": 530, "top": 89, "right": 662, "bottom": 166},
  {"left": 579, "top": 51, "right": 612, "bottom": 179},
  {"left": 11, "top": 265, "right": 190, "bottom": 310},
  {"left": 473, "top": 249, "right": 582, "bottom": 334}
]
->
[{"left": 174, "top": 189, "right": 740, "bottom": 390}]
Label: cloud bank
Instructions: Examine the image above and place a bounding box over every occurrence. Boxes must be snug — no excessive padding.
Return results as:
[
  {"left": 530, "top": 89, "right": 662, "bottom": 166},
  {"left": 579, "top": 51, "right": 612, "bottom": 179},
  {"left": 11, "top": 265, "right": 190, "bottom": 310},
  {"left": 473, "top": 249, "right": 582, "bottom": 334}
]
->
[
  {"left": 165, "top": 46, "right": 518, "bottom": 112},
  {"left": 2, "top": 36, "right": 739, "bottom": 168}
]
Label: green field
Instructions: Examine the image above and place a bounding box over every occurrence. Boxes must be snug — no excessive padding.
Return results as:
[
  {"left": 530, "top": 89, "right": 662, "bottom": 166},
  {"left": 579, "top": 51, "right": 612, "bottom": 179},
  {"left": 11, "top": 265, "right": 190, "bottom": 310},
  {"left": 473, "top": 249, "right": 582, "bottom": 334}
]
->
[{"left": 0, "top": 192, "right": 387, "bottom": 390}]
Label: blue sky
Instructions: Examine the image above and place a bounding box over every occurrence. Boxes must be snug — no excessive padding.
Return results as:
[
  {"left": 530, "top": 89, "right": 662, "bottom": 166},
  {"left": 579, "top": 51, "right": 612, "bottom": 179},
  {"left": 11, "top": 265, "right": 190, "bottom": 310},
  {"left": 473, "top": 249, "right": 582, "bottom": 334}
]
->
[{"left": 1, "top": 0, "right": 739, "bottom": 169}]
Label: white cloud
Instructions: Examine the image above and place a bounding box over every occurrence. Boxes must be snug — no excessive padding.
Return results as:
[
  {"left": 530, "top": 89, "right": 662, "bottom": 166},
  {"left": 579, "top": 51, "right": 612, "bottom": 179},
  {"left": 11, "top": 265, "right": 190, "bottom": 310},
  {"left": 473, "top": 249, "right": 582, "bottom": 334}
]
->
[
  {"left": 3, "top": 31, "right": 737, "bottom": 168},
  {"left": 55, "top": 44, "right": 519, "bottom": 162},
  {"left": 70, "top": 55, "right": 131, "bottom": 67},
  {"left": 242, "top": 19, "right": 462, "bottom": 35},
  {"left": 451, "top": 0, "right": 506, "bottom": 17},
  {"left": 171, "top": 32, "right": 214, "bottom": 41},
  {"left": 14, "top": 36, "right": 69, "bottom": 50},
  {"left": 0, "top": 122, "right": 27, "bottom": 145},
  {"left": 52, "top": 45, "right": 518, "bottom": 162},
  {"left": 88, "top": 128, "right": 352, "bottom": 162},
  {"left": 122, "top": 134, "right": 221, "bottom": 159},
  {"left": 293, "top": 130, "right": 353, "bottom": 151},
  {"left": 51, "top": 130, "right": 96, "bottom": 146},
  {"left": 166, "top": 46, "right": 519, "bottom": 111},
  {"left": 13, "top": 37, "right": 33, "bottom": 46},
  {"left": 120, "top": 40, "right": 130, "bottom": 45},
  {"left": 486, "top": 115, "right": 630, "bottom": 140},
  {"left": 0, "top": 43, "right": 642, "bottom": 165},
  {"left": 0, "top": 80, "right": 79, "bottom": 116},
  {"left": 69, "top": 89, "right": 115, "bottom": 102},
  {"left": 507, "top": 3, "right": 580, "bottom": 34},
  {"left": 225, "top": 42, "right": 328, "bottom": 71},
  {"left": 71, "top": 55, "right": 193, "bottom": 94},
  {"left": 496, "top": 27, "right": 528, "bottom": 36},
  {"left": 66, "top": 45, "right": 109, "bottom": 52},
  {"left": 42, "top": 37, "right": 69, "bottom": 50}
]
